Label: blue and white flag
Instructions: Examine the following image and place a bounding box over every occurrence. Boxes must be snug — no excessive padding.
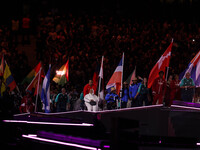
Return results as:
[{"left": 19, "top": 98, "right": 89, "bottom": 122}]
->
[{"left": 41, "top": 65, "right": 51, "bottom": 113}]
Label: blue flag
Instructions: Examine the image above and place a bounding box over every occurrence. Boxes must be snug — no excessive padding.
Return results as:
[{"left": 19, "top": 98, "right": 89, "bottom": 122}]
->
[{"left": 41, "top": 65, "right": 51, "bottom": 113}]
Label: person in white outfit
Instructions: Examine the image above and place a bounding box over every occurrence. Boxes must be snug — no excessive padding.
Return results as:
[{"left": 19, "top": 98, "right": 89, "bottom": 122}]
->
[{"left": 84, "top": 89, "right": 99, "bottom": 112}]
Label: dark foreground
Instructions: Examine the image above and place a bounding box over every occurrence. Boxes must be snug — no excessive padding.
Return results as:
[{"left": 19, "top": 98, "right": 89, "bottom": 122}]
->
[{"left": 1, "top": 101, "right": 200, "bottom": 150}]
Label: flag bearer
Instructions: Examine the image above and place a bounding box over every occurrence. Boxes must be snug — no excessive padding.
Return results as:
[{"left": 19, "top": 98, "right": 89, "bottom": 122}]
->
[
  {"left": 129, "top": 77, "right": 140, "bottom": 107},
  {"left": 152, "top": 71, "right": 166, "bottom": 105},
  {"left": 105, "top": 87, "right": 119, "bottom": 110},
  {"left": 180, "top": 72, "right": 195, "bottom": 102}
]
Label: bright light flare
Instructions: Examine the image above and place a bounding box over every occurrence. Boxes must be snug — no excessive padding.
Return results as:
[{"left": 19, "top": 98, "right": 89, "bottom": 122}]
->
[{"left": 56, "top": 70, "right": 66, "bottom": 76}]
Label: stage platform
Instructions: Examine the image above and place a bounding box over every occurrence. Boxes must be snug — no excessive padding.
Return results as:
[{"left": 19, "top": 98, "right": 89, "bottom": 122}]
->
[{"left": 2, "top": 103, "right": 200, "bottom": 150}]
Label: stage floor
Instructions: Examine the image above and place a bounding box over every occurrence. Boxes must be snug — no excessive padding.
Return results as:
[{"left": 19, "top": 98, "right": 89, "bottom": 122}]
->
[{"left": 3, "top": 103, "right": 200, "bottom": 150}]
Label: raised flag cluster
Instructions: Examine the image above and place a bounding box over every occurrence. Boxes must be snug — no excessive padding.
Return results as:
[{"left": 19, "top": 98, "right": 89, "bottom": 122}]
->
[
  {"left": 21, "top": 60, "right": 69, "bottom": 113},
  {"left": 7, "top": 37, "right": 200, "bottom": 112}
]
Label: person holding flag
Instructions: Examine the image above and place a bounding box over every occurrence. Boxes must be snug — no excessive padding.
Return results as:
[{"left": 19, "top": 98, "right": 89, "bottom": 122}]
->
[
  {"left": 180, "top": 72, "right": 195, "bottom": 102},
  {"left": 170, "top": 74, "right": 181, "bottom": 102},
  {"left": 19, "top": 91, "right": 34, "bottom": 113},
  {"left": 135, "top": 77, "right": 149, "bottom": 106},
  {"left": 105, "top": 87, "right": 119, "bottom": 110},
  {"left": 83, "top": 80, "right": 97, "bottom": 97},
  {"left": 129, "top": 77, "right": 140, "bottom": 107},
  {"left": 121, "top": 81, "right": 129, "bottom": 108},
  {"left": 148, "top": 40, "right": 173, "bottom": 88},
  {"left": 152, "top": 71, "right": 166, "bottom": 105},
  {"left": 55, "top": 87, "right": 69, "bottom": 112},
  {"left": 106, "top": 53, "right": 124, "bottom": 108},
  {"left": 148, "top": 40, "right": 173, "bottom": 105}
]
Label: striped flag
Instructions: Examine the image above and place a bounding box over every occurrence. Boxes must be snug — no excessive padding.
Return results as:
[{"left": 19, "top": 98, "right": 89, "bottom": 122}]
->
[
  {"left": 41, "top": 65, "right": 51, "bottom": 113},
  {"left": 1, "top": 62, "right": 16, "bottom": 95},
  {"left": 26, "top": 67, "right": 42, "bottom": 96},
  {"left": 126, "top": 66, "right": 136, "bottom": 85},
  {"left": 106, "top": 53, "right": 124, "bottom": 95},
  {"left": 22, "top": 62, "right": 43, "bottom": 84},
  {"left": 179, "top": 50, "right": 200, "bottom": 87}
]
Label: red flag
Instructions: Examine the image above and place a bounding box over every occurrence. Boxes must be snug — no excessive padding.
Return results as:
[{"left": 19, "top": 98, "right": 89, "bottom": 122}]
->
[
  {"left": 0, "top": 55, "right": 4, "bottom": 76},
  {"left": 65, "top": 60, "right": 69, "bottom": 81},
  {"left": 148, "top": 41, "right": 173, "bottom": 88},
  {"left": 93, "top": 62, "right": 100, "bottom": 89}
]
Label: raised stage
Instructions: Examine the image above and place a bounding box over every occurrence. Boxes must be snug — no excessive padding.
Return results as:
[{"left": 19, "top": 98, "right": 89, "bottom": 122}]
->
[{"left": 2, "top": 102, "right": 200, "bottom": 150}]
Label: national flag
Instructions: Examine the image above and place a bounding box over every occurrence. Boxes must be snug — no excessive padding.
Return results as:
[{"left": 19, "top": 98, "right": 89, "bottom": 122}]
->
[
  {"left": 126, "top": 66, "right": 136, "bottom": 85},
  {"left": 179, "top": 50, "right": 200, "bottom": 87},
  {"left": 98, "top": 56, "right": 104, "bottom": 102},
  {"left": 41, "top": 65, "right": 51, "bottom": 113},
  {"left": 22, "top": 62, "right": 42, "bottom": 84},
  {"left": 148, "top": 40, "right": 173, "bottom": 88},
  {"left": 0, "top": 55, "right": 4, "bottom": 76},
  {"left": 53, "top": 60, "right": 69, "bottom": 86},
  {"left": 1, "top": 62, "right": 16, "bottom": 95},
  {"left": 106, "top": 53, "right": 124, "bottom": 95},
  {"left": 26, "top": 67, "right": 42, "bottom": 96}
]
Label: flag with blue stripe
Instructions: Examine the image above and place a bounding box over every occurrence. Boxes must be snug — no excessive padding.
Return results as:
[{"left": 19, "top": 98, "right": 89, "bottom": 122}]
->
[
  {"left": 41, "top": 65, "right": 51, "bottom": 113},
  {"left": 106, "top": 53, "right": 124, "bottom": 95},
  {"left": 179, "top": 51, "right": 200, "bottom": 87}
]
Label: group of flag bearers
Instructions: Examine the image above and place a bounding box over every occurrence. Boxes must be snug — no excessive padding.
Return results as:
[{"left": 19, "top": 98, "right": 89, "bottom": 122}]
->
[
  {"left": 83, "top": 39, "right": 196, "bottom": 111},
  {"left": 0, "top": 39, "right": 198, "bottom": 113}
]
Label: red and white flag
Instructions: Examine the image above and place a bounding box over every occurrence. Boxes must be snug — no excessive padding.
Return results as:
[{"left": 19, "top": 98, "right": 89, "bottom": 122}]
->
[
  {"left": 106, "top": 53, "right": 124, "bottom": 95},
  {"left": 148, "top": 40, "right": 173, "bottom": 88}
]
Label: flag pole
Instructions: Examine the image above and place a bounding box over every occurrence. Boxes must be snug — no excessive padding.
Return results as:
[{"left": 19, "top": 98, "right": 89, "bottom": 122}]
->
[
  {"left": 97, "top": 56, "right": 104, "bottom": 111},
  {"left": 35, "top": 67, "right": 42, "bottom": 112},
  {"left": 120, "top": 52, "right": 124, "bottom": 109},
  {"left": 165, "top": 38, "right": 173, "bottom": 81},
  {"left": 165, "top": 67, "right": 169, "bottom": 81}
]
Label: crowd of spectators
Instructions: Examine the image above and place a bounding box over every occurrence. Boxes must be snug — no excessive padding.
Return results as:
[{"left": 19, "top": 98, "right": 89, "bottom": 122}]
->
[
  {"left": 1, "top": 10, "right": 200, "bottom": 116},
  {"left": 36, "top": 12, "right": 200, "bottom": 89}
]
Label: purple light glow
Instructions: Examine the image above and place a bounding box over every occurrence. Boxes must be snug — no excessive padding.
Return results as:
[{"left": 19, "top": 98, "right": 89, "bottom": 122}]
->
[
  {"left": 22, "top": 134, "right": 101, "bottom": 150},
  {"left": 197, "top": 143, "right": 200, "bottom": 145},
  {"left": 103, "top": 145, "right": 110, "bottom": 148},
  {"left": 159, "top": 140, "right": 161, "bottom": 144},
  {"left": 3, "top": 120, "right": 94, "bottom": 126},
  {"left": 172, "top": 101, "right": 200, "bottom": 108},
  {"left": 171, "top": 105, "right": 200, "bottom": 111}
]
